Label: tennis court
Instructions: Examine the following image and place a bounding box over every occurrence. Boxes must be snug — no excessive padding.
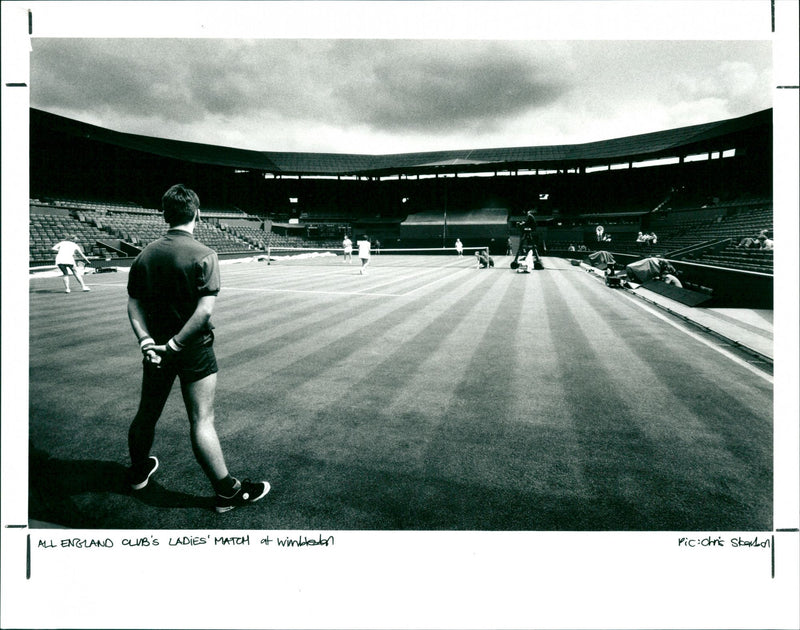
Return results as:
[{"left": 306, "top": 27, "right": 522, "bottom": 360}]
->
[{"left": 28, "top": 254, "right": 773, "bottom": 530}]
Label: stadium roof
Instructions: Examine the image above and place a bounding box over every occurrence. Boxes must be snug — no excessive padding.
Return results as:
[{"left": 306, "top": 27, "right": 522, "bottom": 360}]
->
[{"left": 31, "top": 107, "right": 771, "bottom": 178}]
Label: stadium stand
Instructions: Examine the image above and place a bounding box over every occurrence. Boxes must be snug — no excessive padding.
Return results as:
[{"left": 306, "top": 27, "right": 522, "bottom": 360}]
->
[
  {"left": 30, "top": 196, "right": 774, "bottom": 273},
  {"left": 198, "top": 206, "right": 250, "bottom": 220},
  {"left": 29, "top": 211, "right": 120, "bottom": 264},
  {"left": 30, "top": 199, "right": 258, "bottom": 264},
  {"left": 224, "top": 223, "right": 270, "bottom": 249},
  {"left": 194, "top": 222, "right": 257, "bottom": 254},
  {"left": 543, "top": 200, "right": 774, "bottom": 274},
  {"left": 28, "top": 108, "right": 773, "bottom": 284},
  {"left": 650, "top": 202, "right": 773, "bottom": 272},
  {"left": 694, "top": 246, "right": 773, "bottom": 273}
]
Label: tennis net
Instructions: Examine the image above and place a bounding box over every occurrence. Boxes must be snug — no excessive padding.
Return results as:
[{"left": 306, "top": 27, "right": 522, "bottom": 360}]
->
[{"left": 264, "top": 246, "right": 495, "bottom": 268}]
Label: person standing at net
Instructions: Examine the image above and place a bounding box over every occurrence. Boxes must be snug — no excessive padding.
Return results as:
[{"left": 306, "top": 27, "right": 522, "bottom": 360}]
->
[
  {"left": 455, "top": 238, "right": 464, "bottom": 256},
  {"left": 357, "top": 234, "right": 371, "bottom": 275},
  {"left": 126, "top": 184, "right": 270, "bottom": 513},
  {"left": 52, "top": 234, "right": 91, "bottom": 293},
  {"left": 342, "top": 235, "right": 353, "bottom": 263}
]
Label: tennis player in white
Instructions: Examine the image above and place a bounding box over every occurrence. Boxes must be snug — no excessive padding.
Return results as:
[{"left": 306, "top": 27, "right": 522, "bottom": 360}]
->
[
  {"left": 52, "top": 235, "right": 91, "bottom": 293},
  {"left": 357, "top": 235, "right": 371, "bottom": 275},
  {"left": 343, "top": 235, "right": 353, "bottom": 263}
]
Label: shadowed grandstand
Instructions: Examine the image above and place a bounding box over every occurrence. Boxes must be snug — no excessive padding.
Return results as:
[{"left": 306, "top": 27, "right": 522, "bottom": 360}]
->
[{"left": 29, "top": 108, "right": 772, "bottom": 291}]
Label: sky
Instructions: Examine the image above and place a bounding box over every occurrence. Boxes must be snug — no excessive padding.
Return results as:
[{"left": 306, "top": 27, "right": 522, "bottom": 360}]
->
[{"left": 29, "top": 37, "right": 772, "bottom": 155}]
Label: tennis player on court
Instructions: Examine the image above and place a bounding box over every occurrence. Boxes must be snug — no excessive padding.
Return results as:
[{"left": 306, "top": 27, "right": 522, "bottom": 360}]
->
[
  {"left": 126, "top": 184, "right": 270, "bottom": 513},
  {"left": 343, "top": 235, "right": 353, "bottom": 263},
  {"left": 357, "top": 234, "right": 371, "bottom": 275},
  {"left": 52, "top": 235, "right": 91, "bottom": 293}
]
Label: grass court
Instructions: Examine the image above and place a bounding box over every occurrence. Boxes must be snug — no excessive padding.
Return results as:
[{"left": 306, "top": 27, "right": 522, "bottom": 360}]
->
[{"left": 28, "top": 254, "right": 772, "bottom": 531}]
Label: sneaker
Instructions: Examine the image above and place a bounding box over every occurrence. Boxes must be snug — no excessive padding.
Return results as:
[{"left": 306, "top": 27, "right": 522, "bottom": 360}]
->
[
  {"left": 215, "top": 479, "right": 270, "bottom": 513},
  {"left": 129, "top": 456, "right": 159, "bottom": 490},
  {"left": 82, "top": 286, "right": 90, "bottom": 291},
  {"left": 65, "top": 288, "right": 71, "bottom": 293}
]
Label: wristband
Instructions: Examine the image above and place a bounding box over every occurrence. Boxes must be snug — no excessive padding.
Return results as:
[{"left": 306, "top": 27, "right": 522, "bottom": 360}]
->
[
  {"left": 167, "top": 337, "right": 185, "bottom": 352},
  {"left": 139, "top": 336, "right": 155, "bottom": 351}
]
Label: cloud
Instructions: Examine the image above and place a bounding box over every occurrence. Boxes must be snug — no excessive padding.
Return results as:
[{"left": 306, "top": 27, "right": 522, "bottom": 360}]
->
[
  {"left": 327, "top": 41, "right": 570, "bottom": 134},
  {"left": 29, "top": 38, "right": 772, "bottom": 154},
  {"left": 32, "top": 39, "right": 571, "bottom": 132},
  {"left": 34, "top": 40, "right": 301, "bottom": 123},
  {"left": 33, "top": 40, "right": 197, "bottom": 121}
]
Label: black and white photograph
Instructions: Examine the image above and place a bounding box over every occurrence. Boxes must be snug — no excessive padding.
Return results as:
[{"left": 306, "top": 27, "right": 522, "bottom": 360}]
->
[{"left": 2, "top": 1, "right": 798, "bottom": 628}]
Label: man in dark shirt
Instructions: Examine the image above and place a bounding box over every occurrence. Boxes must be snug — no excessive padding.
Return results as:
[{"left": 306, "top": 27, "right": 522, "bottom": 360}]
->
[
  {"left": 514, "top": 210, "right": 542, "bottom": 268},
  {"left": 126, "top": 184, "right": 269, "bottom": 513}
]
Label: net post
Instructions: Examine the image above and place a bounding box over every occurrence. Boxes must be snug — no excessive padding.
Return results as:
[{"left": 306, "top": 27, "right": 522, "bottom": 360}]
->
[{"left": 266, "top": 246, "right": 271, "bottom": 265}]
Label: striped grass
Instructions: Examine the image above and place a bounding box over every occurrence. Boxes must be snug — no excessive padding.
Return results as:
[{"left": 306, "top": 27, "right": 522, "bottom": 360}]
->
[{"left": 27, "top": 258, "right": 772, "bottom": 530}]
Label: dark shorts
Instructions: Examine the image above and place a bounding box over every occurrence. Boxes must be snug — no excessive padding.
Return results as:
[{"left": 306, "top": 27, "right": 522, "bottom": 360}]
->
[
  {"left": 57, "top": 263, "right": 76, "bottom": 275},
  {"left": 143, "top": 334, "right": 218, "bottom": 384}
]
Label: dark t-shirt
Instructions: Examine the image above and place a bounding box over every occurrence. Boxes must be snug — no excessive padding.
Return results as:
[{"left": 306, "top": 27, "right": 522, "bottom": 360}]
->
[
  {"left": 522, "top": 213, "right": 537, "bottom": 231},
  {"left": 128, "top": 229, "right": 220, "bottom": 344}
]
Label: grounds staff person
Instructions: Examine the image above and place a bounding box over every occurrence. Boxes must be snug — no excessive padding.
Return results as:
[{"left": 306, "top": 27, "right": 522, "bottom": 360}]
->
[{"left": 126, "top": 184, "right": 269, "bottom": 513}]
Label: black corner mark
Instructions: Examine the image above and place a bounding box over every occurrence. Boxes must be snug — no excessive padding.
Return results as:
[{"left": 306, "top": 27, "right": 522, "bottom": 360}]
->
[
  {"left": 771, "top": 0, "right": 775, "bottom": 32},
  {"left": 771, "top": 534, "right": 775, "bottom": 579}
]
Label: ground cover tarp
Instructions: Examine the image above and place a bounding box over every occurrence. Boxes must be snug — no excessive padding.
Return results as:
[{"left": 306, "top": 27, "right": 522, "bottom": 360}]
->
[
  {"left": 625, "top": 257, "right": 674, "bottom": 282},
  {"left": 585, "top": 250, "right": 616, "bottom": 270}
]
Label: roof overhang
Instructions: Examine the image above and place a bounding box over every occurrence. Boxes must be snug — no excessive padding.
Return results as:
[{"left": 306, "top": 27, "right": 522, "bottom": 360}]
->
[{"left": 31, "top": 107, "right": 771, "bottom": 178}]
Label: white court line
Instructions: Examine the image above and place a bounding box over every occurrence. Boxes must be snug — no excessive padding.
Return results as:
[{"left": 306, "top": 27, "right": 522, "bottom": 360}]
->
[
  {"left": 349, "top": 265, "right": 463, "bottom": 294},
  {"left": 221, "top": 258, "right": 478, "bottom": 296},
  {"left": 98, "top": 281, "right": 404, "bottom": 297},
  {"left": 225, "top": 265, "right": 474, "bottom": 297},
  {"left": 618, "top": 290, "right": 773, "bottom": 384},
  {"left": 90, "top": 277, "right": 436, "bottom": 298},
  {"left": 75, "top": 281, "right": 127, "bottom": 288},
  {"left": 228, "top": 265, "right": 347, "bottom": 283},
  {"left": 221, "top": 286, "right": 404, "bottom": 297},
  {"left": 92, "top": 263, "right": 490, "bottom": 299}
]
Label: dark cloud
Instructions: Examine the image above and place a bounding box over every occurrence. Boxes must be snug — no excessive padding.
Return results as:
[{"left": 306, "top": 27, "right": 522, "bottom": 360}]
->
[
  {"left": 32, "top": 39, "right": 274, "bottom": 123},
  {"left": 33, "top": 40, "right": 188, "bottom": 121},
  {"left": 331, "top": 41, "right": 569, "bottom": 133},
  {"left": 31, "top": 39, "right": 570, "bottom": 135}
]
